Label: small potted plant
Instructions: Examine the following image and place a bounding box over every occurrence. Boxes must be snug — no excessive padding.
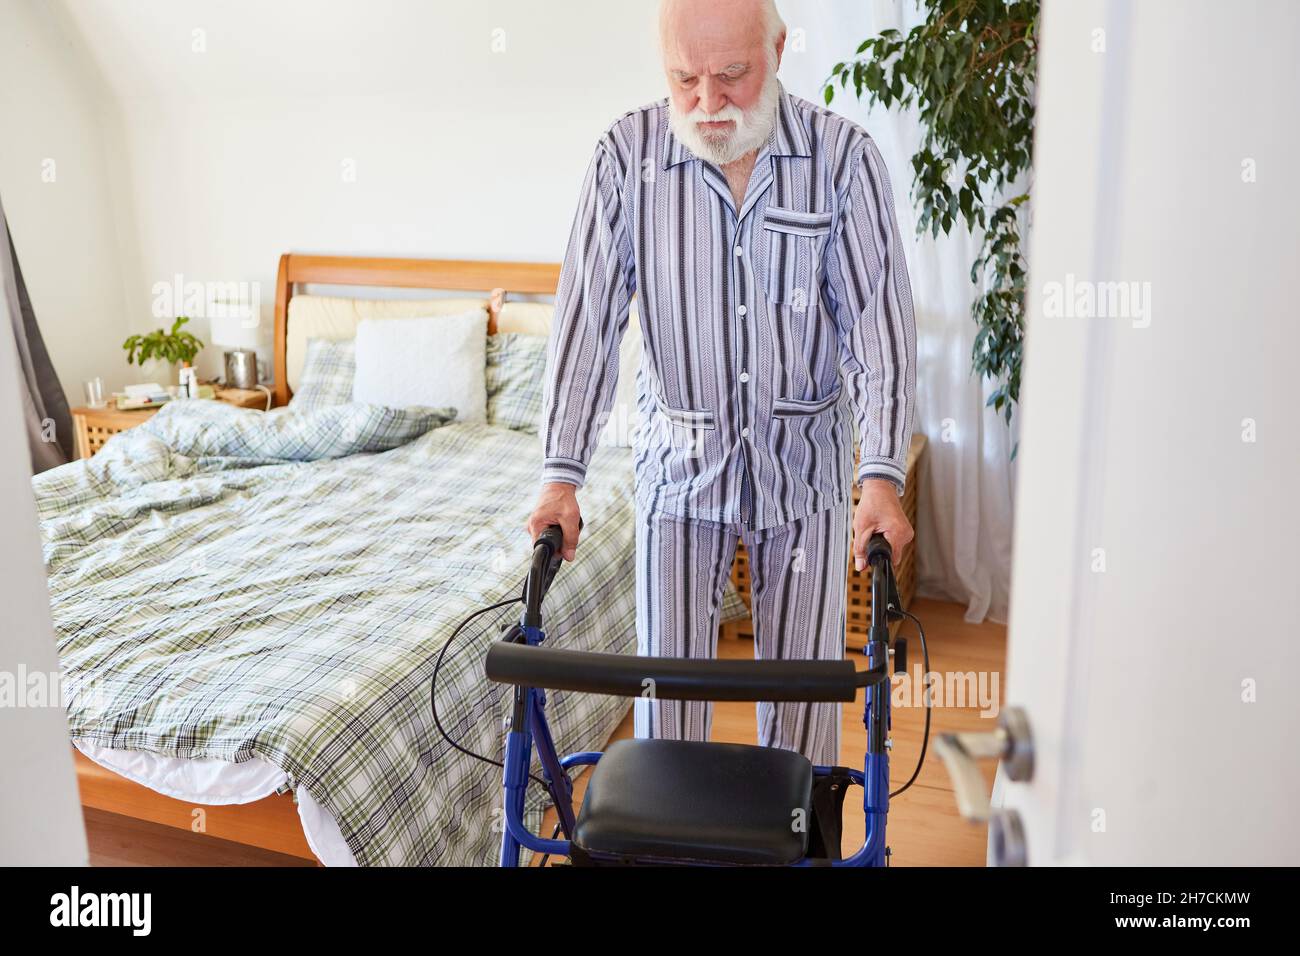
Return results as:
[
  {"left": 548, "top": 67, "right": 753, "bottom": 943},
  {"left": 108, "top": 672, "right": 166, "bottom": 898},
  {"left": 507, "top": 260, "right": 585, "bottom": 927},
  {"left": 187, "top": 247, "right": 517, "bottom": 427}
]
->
[{"left": 123, "top": 317, "right": 205, "bottom": 384}]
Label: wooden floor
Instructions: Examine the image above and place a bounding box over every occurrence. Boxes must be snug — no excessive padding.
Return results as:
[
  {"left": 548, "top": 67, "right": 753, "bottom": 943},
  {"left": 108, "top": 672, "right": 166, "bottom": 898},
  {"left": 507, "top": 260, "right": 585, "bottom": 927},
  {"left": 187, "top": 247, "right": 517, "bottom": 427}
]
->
[
  {"left": 84, "top": 807, "right": 316, "bottom": 867},
  {"left": 85, "top": 597, "right": 1005, "bottom": 867}
]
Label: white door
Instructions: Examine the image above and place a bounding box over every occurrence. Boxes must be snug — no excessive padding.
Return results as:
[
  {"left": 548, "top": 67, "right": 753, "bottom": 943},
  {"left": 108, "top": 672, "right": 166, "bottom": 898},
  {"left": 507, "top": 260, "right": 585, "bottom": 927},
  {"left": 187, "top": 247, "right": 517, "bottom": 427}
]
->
[
  {"left": 0, "top": 261, "right": 88, "bottom": 866},
  {"left": 978, "top": 0, "right": 1300, "bottom": 865}
]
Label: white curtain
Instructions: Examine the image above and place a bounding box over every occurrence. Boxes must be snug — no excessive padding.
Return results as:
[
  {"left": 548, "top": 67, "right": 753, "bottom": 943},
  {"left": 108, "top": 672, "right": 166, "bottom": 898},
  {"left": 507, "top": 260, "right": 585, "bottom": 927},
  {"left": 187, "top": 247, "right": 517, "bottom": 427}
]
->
[{"left": 779, "top": 0, "right": 1017, "bottom": 622}]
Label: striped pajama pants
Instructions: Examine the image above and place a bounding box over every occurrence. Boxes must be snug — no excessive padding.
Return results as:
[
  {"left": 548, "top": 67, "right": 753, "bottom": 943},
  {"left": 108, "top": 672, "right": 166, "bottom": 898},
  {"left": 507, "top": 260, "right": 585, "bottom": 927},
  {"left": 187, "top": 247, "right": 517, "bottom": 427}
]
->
[{"left": 632, "top": 500, "right": 851, "bottom": 766}]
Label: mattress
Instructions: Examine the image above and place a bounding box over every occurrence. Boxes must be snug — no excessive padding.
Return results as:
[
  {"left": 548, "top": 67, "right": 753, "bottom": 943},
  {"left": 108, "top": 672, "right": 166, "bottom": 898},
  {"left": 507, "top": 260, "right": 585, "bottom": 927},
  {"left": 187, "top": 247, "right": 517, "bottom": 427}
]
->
[{"left": 76, "top": 742, "right": 358, "bottom": 865}]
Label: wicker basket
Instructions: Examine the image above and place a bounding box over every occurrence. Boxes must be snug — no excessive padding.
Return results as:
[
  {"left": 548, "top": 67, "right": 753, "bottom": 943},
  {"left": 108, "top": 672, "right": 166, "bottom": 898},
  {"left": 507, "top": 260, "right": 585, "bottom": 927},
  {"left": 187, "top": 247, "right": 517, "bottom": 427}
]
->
[{"left": 723, "top": 433, "right": 925, "bottom": 649}]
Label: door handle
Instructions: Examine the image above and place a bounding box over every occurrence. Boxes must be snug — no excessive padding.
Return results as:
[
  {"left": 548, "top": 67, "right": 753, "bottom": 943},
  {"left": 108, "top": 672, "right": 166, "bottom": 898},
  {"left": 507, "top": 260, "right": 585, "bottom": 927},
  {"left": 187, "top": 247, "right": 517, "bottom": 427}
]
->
[{"left": 933, "top": 705, "right": 1034, "bottom": 822}]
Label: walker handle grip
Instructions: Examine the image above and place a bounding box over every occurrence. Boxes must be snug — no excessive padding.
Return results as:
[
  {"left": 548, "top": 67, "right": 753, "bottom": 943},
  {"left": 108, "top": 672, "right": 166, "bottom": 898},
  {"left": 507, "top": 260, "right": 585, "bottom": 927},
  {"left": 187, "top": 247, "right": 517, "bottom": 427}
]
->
[
  {"left": 867, "top": 532, "right": 902, "bottom": 633},
  {"left": 534, "top": 518, "right": 583, "bottom": 558},
  {"left": 522, "top": 521, "right": 582, "bottom": 628},
  {"left": 535, "top": 524, "right": 565, "bottom": 560},
  {"left": 867, "top": 532, "right": 893, "bottom": 566}
]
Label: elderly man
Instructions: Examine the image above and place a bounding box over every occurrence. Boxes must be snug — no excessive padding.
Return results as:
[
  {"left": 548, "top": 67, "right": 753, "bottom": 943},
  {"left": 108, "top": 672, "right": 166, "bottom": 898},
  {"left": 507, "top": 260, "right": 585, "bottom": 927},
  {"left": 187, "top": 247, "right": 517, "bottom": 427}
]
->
[{"left": 527, "top": 0, "right": 915, "bottom": 765}]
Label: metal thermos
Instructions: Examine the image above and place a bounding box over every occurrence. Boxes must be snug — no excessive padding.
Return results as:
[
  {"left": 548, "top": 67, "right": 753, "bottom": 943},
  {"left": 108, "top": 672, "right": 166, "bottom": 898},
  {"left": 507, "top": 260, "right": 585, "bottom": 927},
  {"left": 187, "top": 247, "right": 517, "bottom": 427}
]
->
[{"left": 224, "top": 349, "right": 258, "bottom": 389}]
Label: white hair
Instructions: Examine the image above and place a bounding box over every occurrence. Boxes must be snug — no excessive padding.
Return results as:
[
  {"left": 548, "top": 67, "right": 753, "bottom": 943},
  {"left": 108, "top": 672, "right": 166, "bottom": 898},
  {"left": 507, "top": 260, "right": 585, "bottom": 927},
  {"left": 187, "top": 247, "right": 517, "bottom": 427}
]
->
[
  {"left": 659, "top": 0, "right": 786, "bottom": 49},
  {"left": 760, "top": 0, "right": 785, "bottom": 46}
]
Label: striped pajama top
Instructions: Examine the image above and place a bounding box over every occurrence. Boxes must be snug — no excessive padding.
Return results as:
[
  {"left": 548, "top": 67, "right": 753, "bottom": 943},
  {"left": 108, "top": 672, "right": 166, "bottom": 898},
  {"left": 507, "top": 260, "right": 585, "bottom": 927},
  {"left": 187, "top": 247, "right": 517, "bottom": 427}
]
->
[{"left": 541, "top": 86, "right": 916, "bottom": 532}]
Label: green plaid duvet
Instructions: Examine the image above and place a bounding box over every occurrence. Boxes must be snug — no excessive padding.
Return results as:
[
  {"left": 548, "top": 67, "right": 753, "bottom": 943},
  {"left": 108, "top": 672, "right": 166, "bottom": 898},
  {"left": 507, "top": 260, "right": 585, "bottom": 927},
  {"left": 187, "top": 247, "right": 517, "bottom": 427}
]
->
[{"left": 34, "top": 401, "right": 679, "bottom": 865}]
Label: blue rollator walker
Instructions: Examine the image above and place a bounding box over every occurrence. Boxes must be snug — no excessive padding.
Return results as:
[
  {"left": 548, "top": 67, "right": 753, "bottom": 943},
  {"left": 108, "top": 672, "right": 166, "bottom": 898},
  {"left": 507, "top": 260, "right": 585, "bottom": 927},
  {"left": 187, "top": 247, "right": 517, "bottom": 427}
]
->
[{"left": 471, "top": 523, "right": 929, "bottom": 868}]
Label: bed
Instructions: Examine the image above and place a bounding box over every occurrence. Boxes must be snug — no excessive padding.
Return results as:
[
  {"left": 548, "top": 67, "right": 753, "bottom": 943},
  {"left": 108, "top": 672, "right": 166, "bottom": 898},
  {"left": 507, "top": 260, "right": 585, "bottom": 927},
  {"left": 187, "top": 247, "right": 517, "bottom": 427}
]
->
[{"left": 37, "top": 255, "right": 685, "bottom": 865}]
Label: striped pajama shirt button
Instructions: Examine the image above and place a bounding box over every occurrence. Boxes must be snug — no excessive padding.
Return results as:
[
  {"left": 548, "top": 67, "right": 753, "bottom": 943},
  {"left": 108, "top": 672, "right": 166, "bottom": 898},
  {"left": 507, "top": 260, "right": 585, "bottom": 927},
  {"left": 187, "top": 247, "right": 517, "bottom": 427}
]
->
[
  {"left": 738, "top": 304, "right": 747, "bottom": 315},
  {"left": 739, "top": 371, "right": 750, "bottom": 383},
  {"left": 733, "top": 245, "right": 743, "bottom": 256}
]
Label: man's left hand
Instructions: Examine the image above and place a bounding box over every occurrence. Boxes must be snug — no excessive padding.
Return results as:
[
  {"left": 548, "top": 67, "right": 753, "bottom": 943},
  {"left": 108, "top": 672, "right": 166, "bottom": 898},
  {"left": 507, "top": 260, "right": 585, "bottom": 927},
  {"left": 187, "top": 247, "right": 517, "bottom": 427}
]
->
[{"left": 852, "top": 479, "right": 914, "bottom": 571}]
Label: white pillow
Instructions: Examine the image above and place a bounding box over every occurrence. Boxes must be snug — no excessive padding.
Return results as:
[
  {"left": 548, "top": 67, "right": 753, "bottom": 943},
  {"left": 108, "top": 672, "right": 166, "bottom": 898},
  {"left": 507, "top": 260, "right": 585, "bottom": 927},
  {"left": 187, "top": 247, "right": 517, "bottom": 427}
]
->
[{"left": 352, "top": 310, "right": 488, "bottom": 422}]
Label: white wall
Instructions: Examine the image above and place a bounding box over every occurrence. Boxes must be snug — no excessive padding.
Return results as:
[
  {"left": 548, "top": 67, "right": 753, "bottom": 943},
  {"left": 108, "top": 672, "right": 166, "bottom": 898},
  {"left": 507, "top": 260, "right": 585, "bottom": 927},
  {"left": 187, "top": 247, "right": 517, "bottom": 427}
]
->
[
  {"left": 0, "top": 0, "right": 133, "bottom": 399},
  {"left": 52, "top": 0, "right": 672, "bottom": 381}
]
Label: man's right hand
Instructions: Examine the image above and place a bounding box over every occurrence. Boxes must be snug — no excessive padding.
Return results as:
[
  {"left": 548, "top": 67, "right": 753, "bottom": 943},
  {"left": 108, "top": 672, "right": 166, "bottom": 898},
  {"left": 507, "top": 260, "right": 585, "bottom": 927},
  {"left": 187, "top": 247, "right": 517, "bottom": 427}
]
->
[{"left": 525, "top": 482, "right": 582, "bottom": 561}]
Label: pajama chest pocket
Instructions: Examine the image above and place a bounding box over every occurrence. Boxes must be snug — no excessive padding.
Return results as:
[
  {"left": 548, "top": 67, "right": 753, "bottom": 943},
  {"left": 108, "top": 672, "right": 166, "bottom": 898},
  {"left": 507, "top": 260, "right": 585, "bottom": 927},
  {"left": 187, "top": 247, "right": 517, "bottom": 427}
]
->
[{"left": 763, "top": 206, "right": 833, "bottom": 313}]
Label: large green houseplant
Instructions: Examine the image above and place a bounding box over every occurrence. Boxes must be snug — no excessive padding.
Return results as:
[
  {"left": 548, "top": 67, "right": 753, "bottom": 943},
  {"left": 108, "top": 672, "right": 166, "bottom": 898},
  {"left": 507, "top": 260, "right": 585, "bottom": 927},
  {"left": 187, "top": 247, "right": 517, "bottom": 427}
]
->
[{"left": 825, "top": 0, "right": 1039, "bottom": 429}]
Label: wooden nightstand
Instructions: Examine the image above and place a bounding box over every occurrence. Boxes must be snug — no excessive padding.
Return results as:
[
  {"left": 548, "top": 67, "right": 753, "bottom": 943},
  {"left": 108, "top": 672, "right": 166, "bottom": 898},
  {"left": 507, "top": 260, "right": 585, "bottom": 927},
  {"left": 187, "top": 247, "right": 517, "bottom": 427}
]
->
[{"left": 71, "top": 387, "right": 270, "bottom": 459}]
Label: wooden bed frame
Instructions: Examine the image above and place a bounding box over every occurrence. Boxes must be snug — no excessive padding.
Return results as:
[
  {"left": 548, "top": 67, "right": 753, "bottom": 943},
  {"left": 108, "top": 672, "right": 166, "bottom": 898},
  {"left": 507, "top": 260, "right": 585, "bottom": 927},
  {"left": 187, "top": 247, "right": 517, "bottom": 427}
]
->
[
  {"left": 272, "top": 253, "right": 563, "bottom": 407},
  {"left": 77, "top": 253, "right": 563, "bottom": 863}
]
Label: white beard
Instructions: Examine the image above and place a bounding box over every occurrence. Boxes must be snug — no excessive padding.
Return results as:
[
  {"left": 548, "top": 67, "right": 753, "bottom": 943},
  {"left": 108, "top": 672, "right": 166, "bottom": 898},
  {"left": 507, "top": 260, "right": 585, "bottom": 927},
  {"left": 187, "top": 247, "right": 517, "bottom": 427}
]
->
[{"left": 668, "top": 71, "right": 782, "bottom": 166}]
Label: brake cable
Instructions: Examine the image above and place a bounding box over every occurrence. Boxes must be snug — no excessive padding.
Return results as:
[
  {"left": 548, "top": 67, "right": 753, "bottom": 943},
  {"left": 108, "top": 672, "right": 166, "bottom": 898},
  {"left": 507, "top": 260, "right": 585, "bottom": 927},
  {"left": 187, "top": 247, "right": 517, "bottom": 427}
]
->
[
  {"left": 429, "top": 596, "right": 551, "bottom": 789},
  {"left": 888, "top": 606, "right": 932, "bottom": 799}
]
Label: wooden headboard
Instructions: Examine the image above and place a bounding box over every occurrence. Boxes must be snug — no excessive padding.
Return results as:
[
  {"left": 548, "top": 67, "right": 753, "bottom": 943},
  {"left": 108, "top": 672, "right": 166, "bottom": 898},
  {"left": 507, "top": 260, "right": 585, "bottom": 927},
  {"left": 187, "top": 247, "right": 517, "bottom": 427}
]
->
[{"left": 272, "top": 253, "right": 563, "bottom": 408}]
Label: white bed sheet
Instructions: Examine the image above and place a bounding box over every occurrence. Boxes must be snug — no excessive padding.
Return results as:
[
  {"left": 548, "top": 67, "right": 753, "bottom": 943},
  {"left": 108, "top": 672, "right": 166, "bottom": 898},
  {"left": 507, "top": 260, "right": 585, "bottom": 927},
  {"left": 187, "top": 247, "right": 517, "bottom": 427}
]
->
[{"left": 75, "top": 742, "right": 358, "bottom": 866}]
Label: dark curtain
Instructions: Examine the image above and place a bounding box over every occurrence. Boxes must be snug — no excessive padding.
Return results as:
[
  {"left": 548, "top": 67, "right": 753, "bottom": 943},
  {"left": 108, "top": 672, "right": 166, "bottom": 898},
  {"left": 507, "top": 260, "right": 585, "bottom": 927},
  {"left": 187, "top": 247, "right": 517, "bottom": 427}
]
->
[{"left": 1, "top": 195, "right": 72, "bottom": 472}]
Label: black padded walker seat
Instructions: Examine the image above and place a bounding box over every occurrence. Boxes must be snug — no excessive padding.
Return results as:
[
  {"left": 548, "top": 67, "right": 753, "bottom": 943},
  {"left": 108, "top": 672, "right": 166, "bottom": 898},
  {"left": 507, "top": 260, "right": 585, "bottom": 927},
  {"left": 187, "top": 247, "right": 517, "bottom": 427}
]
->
[{"left": 572, "top": 738, "right": 814, "bottom": 865}]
